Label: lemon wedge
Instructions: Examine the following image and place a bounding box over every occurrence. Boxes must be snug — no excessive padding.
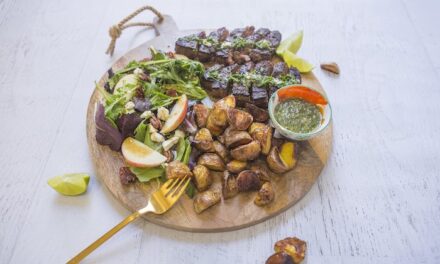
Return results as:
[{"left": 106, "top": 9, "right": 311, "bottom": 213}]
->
[
  {"left": 282, "top": 50, "right": 314, "bottom": 73},
  {"left": 47, "top": 173, "right": 90, "bottom": 196},
  {"left": 276, "top": 30, "right": 303, "bottom": 56}
]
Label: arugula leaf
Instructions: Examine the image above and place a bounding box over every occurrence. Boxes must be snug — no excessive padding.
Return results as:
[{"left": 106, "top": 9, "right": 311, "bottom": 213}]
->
[
  {"left": 175, "top": 137, "right": 186, "bottom": 162},
  {"left": 134, "top": 122, "right": 147, "bottom": 142},
  {"left": 129, "top": 166, "right": 165, "bottom": 183},
  {"left": 182, "top": 138, "right": 192, "bottom": 165}
]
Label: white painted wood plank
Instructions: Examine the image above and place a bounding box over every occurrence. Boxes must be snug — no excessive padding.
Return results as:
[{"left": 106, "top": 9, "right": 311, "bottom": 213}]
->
[{"left": 1, "top": 0, "right": 440, "bottom": 263}]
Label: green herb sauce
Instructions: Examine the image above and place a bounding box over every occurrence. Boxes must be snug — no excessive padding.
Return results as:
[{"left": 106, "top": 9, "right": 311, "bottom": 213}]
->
[{"left": 274, "top": 98, "right": 321, "bottom": 133}]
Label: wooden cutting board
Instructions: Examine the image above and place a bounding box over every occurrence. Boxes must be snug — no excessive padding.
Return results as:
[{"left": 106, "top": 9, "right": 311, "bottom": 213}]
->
[{"left": 86, "top": 15, "right": 333, "bottom": 232}]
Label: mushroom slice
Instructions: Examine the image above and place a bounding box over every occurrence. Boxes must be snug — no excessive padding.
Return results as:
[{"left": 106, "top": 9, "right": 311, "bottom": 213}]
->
[
  {"left": 230, "top": 140, "right": 261, "bottom": 161},
  {"left": 237, "top": 170, "right": 261, "bottom": 191},
  {"left": 197, "top": 153, "right": 226, "bottom": 171},
  {"left": 222, "top": 171, "right": 238, "bottom": 199},
  {"left": 226, "top": 160, "right": 247, "bottom": 173},
  {"left": 213, "top": 141, "right": 228, "bottom": 162},
  {"left": 224, "top": 130, "right": 253, "bottom": 148},
  {"left": 227, "top": 108, "right": 253, "bottom": 130},
  {"left": 193, "top": 104, "right": 210, "bottom": 128},
  {"left": 194, "top": 128, "right": 214, "bottom": 152},
  {"left": 192, "top": 164, "right": 212, "bottom": 191},
  {"left": 166, "top": 160, "right": 193, "bottom": 179},
  {"left": 254, "top": 182, "right": 275, "bottom": 206},
  {"left": 249, "top": 122, "right": 272, "bottom": 155},
  {"left": 193, "top": 189, "right": 221, "bottom": 214}
]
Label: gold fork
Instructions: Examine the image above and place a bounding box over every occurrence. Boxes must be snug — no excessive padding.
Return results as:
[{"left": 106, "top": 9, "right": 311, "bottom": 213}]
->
[{"left": 67, "top": 176, "right": 191, "bottom": 264}]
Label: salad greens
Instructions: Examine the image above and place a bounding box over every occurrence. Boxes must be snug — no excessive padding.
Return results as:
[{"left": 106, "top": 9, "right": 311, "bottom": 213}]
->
[{"left": 129, "top": 166, "right": 165, "bottom": 183}]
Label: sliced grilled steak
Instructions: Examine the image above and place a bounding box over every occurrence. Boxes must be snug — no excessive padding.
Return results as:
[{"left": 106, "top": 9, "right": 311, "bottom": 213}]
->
[
  {"left": 230, "top": 26, "right": 255, "bottom": 38},
  {"left": 288, "top": 67, "right": 302, "bottom": 83},
  {"left": 237, "top": 61, "right": 255, "bottom": 74},
  {"left": 249, "top": 48, "right": 272, "bottom": 62},
  {"left": 232, "top": 50, "right": 251, "bottom": 64},
  {"left": 268, "top": 85, "right": 280, "bottom": 97},
  {"left": 175, "top": 34, "right": 199, "bottom": 59},
  {"left": 255, "top": 60, "right": 273, "bottom": 75},
  {"left": 245, "top": 103, "right": 269, "bottom": 122},
  {"left": 214, "top": 48, "right": 233, "bottom": 65},
  {"left": 209, "top": 64, "right": 239, "bottom": 98},
  {"left": 247, "top": 28, "right": 271, "bottom": 42},
  {"left": 272, "top": 62, "right": 289, "bottom": 77},
  {"left": 251, "top": 85, "right": 268, "bottom": 108},
  {"left": 210, "top": 27, "right": 229, "bottom": 42},
  {"left": 231, "top": 82, "right": 251, "bottom": 107},
  {"left": 201, "top": 64, "right": 224, "bottom": 91},
  {"left": 266, "top": 30, "right": 282, "bottom": 47},
  {"left": 198, "top": 44, "right": 214, "bottom": 62}
]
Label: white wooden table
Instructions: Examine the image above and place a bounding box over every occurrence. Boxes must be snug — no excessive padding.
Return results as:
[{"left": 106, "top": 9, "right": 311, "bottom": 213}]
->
[{"left": 1, "top": 0, "right": 440, "bottom": 263}]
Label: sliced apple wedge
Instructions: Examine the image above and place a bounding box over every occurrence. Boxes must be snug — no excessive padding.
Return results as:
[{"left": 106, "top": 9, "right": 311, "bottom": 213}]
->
[
  {"left": 161, "top": 94, "right": 188, "bottom": 134},
  {"left": 122, "top": 137, "right": 167, "bottom": 168}
]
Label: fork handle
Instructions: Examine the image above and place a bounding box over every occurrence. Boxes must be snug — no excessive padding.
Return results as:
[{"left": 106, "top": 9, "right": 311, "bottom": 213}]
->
[{"left": 67, "top": 211, "right": 142, "bottom": 264}]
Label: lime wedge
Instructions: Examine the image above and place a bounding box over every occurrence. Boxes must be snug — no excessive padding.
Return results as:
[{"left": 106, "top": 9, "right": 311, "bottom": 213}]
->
[
  {"left": 276, "top": 30, "right": 303, "bottom": 56},
  {"left": 47, "top": 173, "right": 90, "bottom": 196},
  {"left": 282, "top": 50, "right": 314, "bottom": 73}
]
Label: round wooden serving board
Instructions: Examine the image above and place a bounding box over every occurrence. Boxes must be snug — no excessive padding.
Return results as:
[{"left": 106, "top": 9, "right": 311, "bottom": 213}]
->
[{"left": 86, "top": 15, "right": 333, "bottom": 232}]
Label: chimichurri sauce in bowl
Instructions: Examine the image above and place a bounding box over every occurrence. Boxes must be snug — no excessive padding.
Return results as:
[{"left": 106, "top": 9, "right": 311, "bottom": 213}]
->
[{"left": 274, "top": 98, "right": 322, "bottom": 133}]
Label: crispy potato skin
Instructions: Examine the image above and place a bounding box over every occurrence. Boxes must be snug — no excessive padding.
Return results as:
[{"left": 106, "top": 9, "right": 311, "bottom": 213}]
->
[
  {"left": 225, "top": 130, "right": 253, "bottom": 148},
  {"left": 166, "top": 161, "right": 193, "bottom": 179},
  {"left": 266, "top": 146, "right": 290, "bottom": 174},
  {"left": 193, "top": 104, "right": 210, "bottom": 128},
  {"left": 265, "top": 252, "right": 294, "bottom": 264},
  {"left": 237, "top": 170, "right": 261, "bottom": 191},
  {"left": 206, "top": 108, "right": 228, "bottom": 136},
  {"left": 222, "top": 171, "right": 239, "bottom": 199},
  {"left": 193, "top": 165, "right": 212, "bottom": 191},
  {"left": 194, "top": 128, "right": 214, "bottom": 152},
  {"left": 197, "top": 153, "right": 226, "bottom": 171},
  {"left": 254, "top": 182, "right": 275, "bottom": 206},
  {"left": 227, "top": 108, "right": 253, "bottom": 130},
  {"left": 226, "top": 160, "right": 248, "bottom": 173},
  {"left": 249, "top": 122, "right": 272, "bottom": 155},
  {"left": 230, "top": 140, "right": 261, "bottom": 161},
  {"left": 193, "top": 189, "right": 221, "bottom": 214},
  {"left": 274, "top": 237, "right": 307, "bottom": 264},
  {"left": 214, "top": 95, "right": 236, "bottom": 109},
  {"left": 213, "top": 141, "right": 229, "bottom": 162}
]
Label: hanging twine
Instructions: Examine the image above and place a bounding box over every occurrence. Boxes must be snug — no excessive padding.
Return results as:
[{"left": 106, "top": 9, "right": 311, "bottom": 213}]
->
[{"left": 106, "top": 5, "right": 164, "bottom": 56}]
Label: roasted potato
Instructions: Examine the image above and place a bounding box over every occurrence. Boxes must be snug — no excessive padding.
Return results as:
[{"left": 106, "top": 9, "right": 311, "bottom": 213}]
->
[
  {"left": 166, "top": 160, "right": 193, "bottom": 179},
  {"left": 245, "top": 103, "right": 269, "bottom": 122},
  {"left": 193, "top": 189, "right": 221, "bottom": 214},
  {"left": 194, "top": 128, "right": 214, "bottom": 152},
  {"left": 206, "top": 107, "right": 228, "bottom": 136},
  {"left": 226, "top": 160, "right": 247, "bottom": 173},
  {"left": 213, "top": 141, "right": 229, "bottom": 162},
  {"left": 214, "top": 95, "right": 236, "bottom": 109},
  {"left": 266, "top": 142, "right": 297, "bottom": 174},
  {"left": 192, "top": 165, "right": 212, "bottom": 191},
  {"left": 237, "top": 170, "right": 261, "bottom": 191},
  {"left": 222, "top": 171, "right": 238, "bottom": 199},
  {"left": 227, "top": 108, "right": 253, "bottom": 130},
  {"left": 251, "top": 164, "right": 271, "bottom": 182},
  {"left": 249, "top": 122, "right": 273, "bottom": 155},
  {"left": 193, "top": 104, "right": 210, "bottom": 128},
  {"left": 254, "top": 182, "right": 275, "bottom": 206},
  {"left": 197, "top": 153, "right": 226, "bottom": 171},
  {"left": 224, "top": 130, "right": 253, "bottom": 148},
  {"left": 230, "top": 140, "right": 261, "bottom": 161},
  {"left": 274, "top": 237, "right": 307, "bottom": 264},
  {"left": 265, "top": 252, "right": 294, "bottom": 264}
]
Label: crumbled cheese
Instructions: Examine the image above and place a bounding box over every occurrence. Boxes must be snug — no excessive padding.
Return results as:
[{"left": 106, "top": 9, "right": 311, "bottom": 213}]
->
[
  {"left": 133, "top": 68, "right": 143, "bottom": 76},
  {"left": 174, "top": 129, "right": 185, "bottom": 139},
  {"left": 124, "top": 101, "right": 135, "bottom": 113},
  {"left": 162, "top": 136, "right": 180, "bottom": 151},
  {"left": 157, "top": 107, "right": 170, "bottom": 121},
  {"left": 140, "top": 110, "right": 153, "bottom": 119},
  {"left": 148, "top": 123, "right": 157, "bottom": 133},
  {"left": 150, "top": 132, "right": 165, "bottom": 143}
]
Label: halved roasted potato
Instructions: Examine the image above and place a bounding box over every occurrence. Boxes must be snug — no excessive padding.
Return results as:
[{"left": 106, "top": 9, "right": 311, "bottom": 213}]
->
[
  {"left": 213, "top": 141, "right": 229, "bottom": 162},
  {"left": 214, "top": 95, "right": 236, "bottom": 109},
  {"left": 166, "top": 160, "right": 193, "bottom": 179},
  {"left": 230, "top": 140, "right": 261, "bottom": 161},
  {"left": 222, "top": 171, "right": 238, "bottom": 199},
  {"left": 226, "top": 160, "right": 247, "bottom": 173},
  {"left": 227, "top": 108, "right": 253, "bottom": 130},
  {"left": 193, "top": 104, "right": 210, "bottom": 128},
  {"left": 237, "top": 170, "right": 261, "bottom": 191},
  {"left": 192, "top": 164, "right": 212, "bottom": 191},
  {"left": 194, "top": 128, "right": 214, "bottom": 152},
  {"left": 249, "top": 122, "right": 272, "bottom": 155},
  {"left": 225, "top": 130, "right": 253, "bottom": 148},
  {"left": 197, "top": 153, "right": 226, "bottom": 171},
  {"left": 193, "top": 189, "right": 221, "bottom": 214},
  {"left": 250, "top": 164, "right": 271, "bottom": 182},
  {"left": 206, "top": 107, "right": 228, "bottom": 136},
  {"left": 254, "top": 182, "right": 275, "bottom": 206},
  {"left": 266, "top": 142, "right": 297, "bottom": 174}
]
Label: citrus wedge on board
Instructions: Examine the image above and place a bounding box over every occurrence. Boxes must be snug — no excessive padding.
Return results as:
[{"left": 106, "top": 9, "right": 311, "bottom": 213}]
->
[
  {"left": 282, "top": 50, "right": 314, "bottom": 73},
  {"left": 276, "top": 30, "right": 303, "bottom": 56}
]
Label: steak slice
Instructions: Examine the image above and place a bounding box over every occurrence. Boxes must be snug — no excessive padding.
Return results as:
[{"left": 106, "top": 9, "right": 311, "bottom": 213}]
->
[
  {"left": 198, "top": 44, "right": 214, "bottom": 62},
  {"left": 272, "top": 62, "right": 289, "bottom": 77},
  {"left": 214, "top": 48, "right": 233, "bottom": 65},
  {"left": 209, "top": 64, "right": 239, "bottom": 98},
  {"left": 231, "top": 82, "right": 251, "bottom": 107},
  {"left": 210, "top": 27, "right": 229, "bottom": 42},
  {"left": 237, "top": 61, "right": 255, "bottom": 74},
  {"left": 266, "top": 30, "right": 282, "bottom": 48},
  {"left": 175, "top": 34, "right": 200, "bottom": 59},
  {"left": 249, "top": 48, "right": 272, "bottom": 62},
  {"left": 288, "top": 67, "right": 302, "bottom": 84},
  {"left": 247, "top": 28, "right": 271, "bottom": 42},
  {"left": 230, "top": 26, "right": 255, "bottom": 38},
  {"left": 255, "top": 60, "right": 273, "bottom": 76},
  {"left": 251, "top": 85, "right": 268, "bottom": 108},
  {"left": 201, "top": 64, "right": 224, "bottom": 91},
  {"left": 245, "top": 103, "right": 269, "bottom": 122}
]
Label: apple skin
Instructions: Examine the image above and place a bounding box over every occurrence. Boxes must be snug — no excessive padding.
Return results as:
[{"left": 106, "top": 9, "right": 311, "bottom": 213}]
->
[
  {"left": 121, "top": 137, "right": 167, "bottom": 168},
  {"left": 161, "top": 94, "right": 188, "bottom": 134}
]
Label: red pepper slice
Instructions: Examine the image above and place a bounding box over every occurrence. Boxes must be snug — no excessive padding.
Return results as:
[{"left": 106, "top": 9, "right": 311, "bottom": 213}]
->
[{"left": 277, "top": 86, "right": 328, "bottom": 105}]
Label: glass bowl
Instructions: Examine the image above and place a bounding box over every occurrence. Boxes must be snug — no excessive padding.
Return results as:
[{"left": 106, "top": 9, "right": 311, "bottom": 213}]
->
[{"left": 268, "top": 85, "right": 332, "bottom": 141}]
